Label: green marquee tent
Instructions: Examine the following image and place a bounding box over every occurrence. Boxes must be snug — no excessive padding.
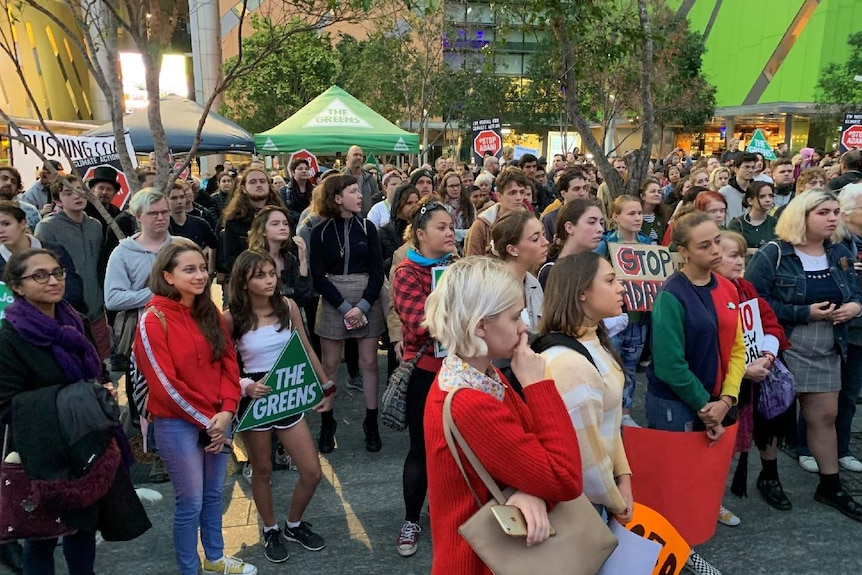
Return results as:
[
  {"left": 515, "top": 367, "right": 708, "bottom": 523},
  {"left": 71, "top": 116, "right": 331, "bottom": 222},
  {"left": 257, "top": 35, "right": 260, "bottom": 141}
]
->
[{"left": 254, "top": 86, "right": 419, "bottom": 154}]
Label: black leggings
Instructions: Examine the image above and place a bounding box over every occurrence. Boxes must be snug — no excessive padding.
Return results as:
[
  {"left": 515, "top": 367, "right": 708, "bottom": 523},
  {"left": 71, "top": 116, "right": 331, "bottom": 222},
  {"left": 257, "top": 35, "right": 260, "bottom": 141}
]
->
[{"left": 402, "top": 367, "right": 436, "bottom": 522}]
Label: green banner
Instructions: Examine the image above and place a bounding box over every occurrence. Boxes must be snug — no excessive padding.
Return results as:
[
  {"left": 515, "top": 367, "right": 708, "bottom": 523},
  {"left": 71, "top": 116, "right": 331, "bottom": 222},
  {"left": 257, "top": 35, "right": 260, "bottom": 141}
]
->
[
  {"left": 235, "top": 331, "right": 323, "bottom": 432},
  {"left": 0, "top": 282, "right": 13, "bottom": 321}
]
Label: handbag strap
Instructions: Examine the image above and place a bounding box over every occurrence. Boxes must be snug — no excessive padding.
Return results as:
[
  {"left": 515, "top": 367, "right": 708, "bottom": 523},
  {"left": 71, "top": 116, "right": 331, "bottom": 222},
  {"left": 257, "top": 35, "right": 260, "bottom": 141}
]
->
[
  {"left": 442, "top": 388, "right": 509, "bottom": 509},
  {"left": 402, "top": 337, "right": 434, "bottom": 370}
]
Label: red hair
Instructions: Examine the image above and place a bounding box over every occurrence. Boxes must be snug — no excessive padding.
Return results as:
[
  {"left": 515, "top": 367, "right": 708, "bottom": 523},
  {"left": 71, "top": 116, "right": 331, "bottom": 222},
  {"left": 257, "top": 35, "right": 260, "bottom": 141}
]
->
[{"left": 694, "top": 191, "right": 726, "bottom": 212}]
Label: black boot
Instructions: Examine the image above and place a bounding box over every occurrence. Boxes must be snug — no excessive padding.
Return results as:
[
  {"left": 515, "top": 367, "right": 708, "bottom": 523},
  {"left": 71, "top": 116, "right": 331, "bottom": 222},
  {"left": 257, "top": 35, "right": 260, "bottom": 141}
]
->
[
  {"left": 756, "top": 472, "right": 792, "bottom": 511},
  {"left": 363, "top": 420, "right": 382, "bottom": 452},
  {"left": 318, "top": 412, "right": 336, "bottom": 454}
]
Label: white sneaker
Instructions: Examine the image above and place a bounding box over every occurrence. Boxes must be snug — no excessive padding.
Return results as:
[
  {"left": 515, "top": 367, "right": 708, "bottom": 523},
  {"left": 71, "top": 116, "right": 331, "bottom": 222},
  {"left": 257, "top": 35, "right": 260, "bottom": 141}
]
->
[
  {"left": 798, "top": 456, "right": 819, "bottom": 473},
  {"left": 202, "top": 555, "right": 258, "bottom": 574},
  {"left": 717, "top": 505, "right": 740, "bottom": 527},
  {"left": 839, "top": 455, "right": 862, "bottom": 472},
  {"left": 621, "top": 414, "right": 641, "bottom": 428},
  {"left": 242, "top": 462, "right": 253, "bottom": 484}
]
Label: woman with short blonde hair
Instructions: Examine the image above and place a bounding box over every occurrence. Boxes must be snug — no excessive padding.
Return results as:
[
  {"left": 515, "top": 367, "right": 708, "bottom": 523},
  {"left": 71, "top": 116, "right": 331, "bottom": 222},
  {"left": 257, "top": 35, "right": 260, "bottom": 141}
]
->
[
  {"left": 422, "top": 257, "right": 583, "bottom": 574},
  {"left": 746, "top": 189, "right": 862, "bottom": 522}
]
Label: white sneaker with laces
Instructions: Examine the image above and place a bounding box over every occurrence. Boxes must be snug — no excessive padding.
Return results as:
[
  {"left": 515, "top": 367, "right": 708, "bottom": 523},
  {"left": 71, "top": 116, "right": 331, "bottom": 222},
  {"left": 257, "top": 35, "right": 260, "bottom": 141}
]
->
[
  {"left": 839, "top": 455, "right": 862, "bottom": 472},
  {"left": 798, "top": 456, "right": 819, "bottom": 473},
  {"left": 396, "top": 521, "right": 421, "bottom": 557},
  {"left": 202, "top": 555, "right": 258, "bottom": 574}
]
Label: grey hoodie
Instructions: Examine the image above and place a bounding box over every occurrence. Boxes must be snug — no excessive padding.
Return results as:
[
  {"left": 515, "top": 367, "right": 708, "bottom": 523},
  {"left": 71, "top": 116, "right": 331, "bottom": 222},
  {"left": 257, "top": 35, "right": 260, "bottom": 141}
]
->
[
  {"left": 104, "top": 233, "right": 173, "bottom": 312},
  {"left": 34, "top": 211, "right": 103, "bottom": 320}
]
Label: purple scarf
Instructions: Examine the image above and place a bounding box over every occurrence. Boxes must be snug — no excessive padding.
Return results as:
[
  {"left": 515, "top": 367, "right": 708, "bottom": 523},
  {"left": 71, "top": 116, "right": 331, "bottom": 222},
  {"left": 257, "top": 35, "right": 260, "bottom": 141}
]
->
[{"left": 4, "top": 298, "right": 102, "bottom": 383}]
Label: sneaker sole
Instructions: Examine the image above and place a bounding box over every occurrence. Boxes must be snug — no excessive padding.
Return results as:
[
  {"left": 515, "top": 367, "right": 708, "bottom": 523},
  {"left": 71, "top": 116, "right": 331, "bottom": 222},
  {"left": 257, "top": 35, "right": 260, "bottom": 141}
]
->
[
  {"left": 283, "top": 533, "right": 326, "bottom": 551},
  {"left": 264, "top": 551, "right": 289, "bottom": 563},
  {"left": 717, "top": 518, "right": 740, "bottom": 527},
  {"left": 397, "top": 545, "right": 418, "bottom": 557}
]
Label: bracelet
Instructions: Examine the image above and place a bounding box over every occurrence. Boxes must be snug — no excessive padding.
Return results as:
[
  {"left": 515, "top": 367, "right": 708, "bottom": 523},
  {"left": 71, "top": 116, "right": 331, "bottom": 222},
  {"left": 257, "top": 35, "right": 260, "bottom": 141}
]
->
[
  {"left": 322, "top": 380, "right": 336, "bottom": 397},
  {"left": 721, "top": 397, "right": 733, "bottom": 409}
]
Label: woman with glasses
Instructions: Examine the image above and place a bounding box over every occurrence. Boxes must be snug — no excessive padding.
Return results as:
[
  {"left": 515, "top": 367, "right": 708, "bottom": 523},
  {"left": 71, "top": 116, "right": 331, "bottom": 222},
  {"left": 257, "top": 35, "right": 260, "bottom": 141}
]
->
[
  {"left": 436, "top": 172, "right": 475, "bottom": 254},
  {"left": 391, "top": 197, "right": 455, "bottom": 558},
  {"left": 0, "top": 248, "right": 150, "bottom": 575}
]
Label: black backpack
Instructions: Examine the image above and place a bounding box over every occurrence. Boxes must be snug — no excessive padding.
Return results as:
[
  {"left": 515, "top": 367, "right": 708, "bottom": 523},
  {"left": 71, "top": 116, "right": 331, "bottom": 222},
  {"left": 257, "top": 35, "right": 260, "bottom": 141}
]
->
[{"left": 498, "top": 332, "right": 597, "bottom": 399}]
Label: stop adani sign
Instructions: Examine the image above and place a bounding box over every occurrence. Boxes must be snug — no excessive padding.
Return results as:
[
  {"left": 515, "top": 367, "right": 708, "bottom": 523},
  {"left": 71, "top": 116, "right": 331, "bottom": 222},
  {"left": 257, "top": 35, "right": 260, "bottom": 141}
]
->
[
  {"left": 842, "top": 125, "right": 862, "bottom": 151},
  {"left": 235, "top": 331, "right": 324, "bottom": 432},
  {"left": 474, "top": 129, "right": 502, "bottom": 157}
]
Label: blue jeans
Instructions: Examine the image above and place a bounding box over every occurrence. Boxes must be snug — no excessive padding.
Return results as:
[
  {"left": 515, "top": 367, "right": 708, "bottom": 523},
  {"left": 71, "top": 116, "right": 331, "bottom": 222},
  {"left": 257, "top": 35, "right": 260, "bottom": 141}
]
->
[
  {"left": 22, "top": 530, "right": 96, "bottom": 575},
  {"left": 797, "top": 343, "right": 862, "bottom": 458},
  {"left": 645, "top": 392, "right": 705, "bottom": 432},
  {"left": 155, "top": 417, "right": 230, "bottom": 575},
  {"left": 611, "top": 316, "right": 649, "bottom": 410}
]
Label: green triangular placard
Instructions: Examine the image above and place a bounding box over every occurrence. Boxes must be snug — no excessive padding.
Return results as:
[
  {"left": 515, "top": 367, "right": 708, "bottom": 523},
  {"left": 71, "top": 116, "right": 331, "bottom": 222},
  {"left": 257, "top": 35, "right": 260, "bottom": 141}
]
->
[
  {"left": 745, "top": 129, "right": 776, "bottom": 160},
  {"left": 235, "top": 331, "right": 323, "bottom": 432},
  {"left": 393, "top": 137, "right": 409, "bottom": 152}
]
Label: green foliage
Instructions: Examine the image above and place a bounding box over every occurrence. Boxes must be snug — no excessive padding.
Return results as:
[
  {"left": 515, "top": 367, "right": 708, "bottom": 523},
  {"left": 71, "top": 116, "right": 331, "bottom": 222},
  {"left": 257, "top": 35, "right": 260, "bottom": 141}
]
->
[
  {"left": 220, "top": 16, "right": 340, "bottom": 133},
  {"left": 816, "top": 31, "right": 862, "bottom": 118},
  {"left": 651, "top": 7, "right": 716, "bottom": 132},
  {"left": 334, "top": 32, "right": 406, "bottom": 124}
]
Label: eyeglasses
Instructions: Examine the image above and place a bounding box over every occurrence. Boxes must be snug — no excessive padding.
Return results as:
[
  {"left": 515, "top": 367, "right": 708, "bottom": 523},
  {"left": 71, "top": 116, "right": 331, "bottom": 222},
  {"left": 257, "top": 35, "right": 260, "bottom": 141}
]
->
[
  {"left": 20, "top": 268, "right": 66, "bottom": 284},
  {"left": 144, "top": 210, "right": 170, "bottom": 219},
  {"left": 446, "top": 183, "right": 462, "bottom": 189}
]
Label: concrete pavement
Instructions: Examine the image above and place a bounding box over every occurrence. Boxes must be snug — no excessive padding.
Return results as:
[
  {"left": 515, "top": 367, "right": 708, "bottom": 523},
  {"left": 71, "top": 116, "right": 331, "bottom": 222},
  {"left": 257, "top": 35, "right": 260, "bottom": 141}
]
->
[{"left": 10, "top": 357, "right": 862, "bottom": 575}]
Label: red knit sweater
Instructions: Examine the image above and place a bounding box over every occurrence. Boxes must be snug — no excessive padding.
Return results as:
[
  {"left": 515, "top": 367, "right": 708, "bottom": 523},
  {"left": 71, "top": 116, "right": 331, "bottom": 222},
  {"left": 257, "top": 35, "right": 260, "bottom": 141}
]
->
[
  {"left": 133, "top": 295, "right": 240, "bottom": 426},
  {"left": 424, "top": 375, "right": 583, "bottom": 575}
]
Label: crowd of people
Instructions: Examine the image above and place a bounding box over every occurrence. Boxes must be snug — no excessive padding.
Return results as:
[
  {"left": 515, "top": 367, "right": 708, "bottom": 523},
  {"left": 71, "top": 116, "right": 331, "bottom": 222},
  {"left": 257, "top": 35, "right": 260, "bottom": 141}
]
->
[{"left": 0, "top": 141, "right": 861, "bottom": 575}]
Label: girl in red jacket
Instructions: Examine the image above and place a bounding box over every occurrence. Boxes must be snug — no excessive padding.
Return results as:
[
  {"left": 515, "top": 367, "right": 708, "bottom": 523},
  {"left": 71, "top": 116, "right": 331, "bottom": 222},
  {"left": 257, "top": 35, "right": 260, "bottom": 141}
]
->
[
  {"left": 133, "top": 241, "right": 255, "bottom": 575},
  {"left": 422, "top": 257, "right": 583, "bottom": 575}
]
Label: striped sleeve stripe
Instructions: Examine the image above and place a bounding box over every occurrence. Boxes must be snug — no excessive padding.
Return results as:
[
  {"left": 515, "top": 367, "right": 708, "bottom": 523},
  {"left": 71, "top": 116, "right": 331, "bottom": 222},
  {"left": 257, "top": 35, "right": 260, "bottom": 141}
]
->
[{"left": 139, "top": 308, "right": 211, "bottom": 428}]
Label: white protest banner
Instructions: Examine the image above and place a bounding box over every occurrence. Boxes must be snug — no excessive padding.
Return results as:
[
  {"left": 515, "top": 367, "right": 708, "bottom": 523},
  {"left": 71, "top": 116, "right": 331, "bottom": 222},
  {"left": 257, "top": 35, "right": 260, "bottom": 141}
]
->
[
  {"left": 739, "top": 298, "right": 764, "bottom": 366},
  {"left": 598, "top": 518, "right": 663, "bottom": 575},
  {"left": 9, "top": 127, "right": 137, "bottom": 208},
  {"left": 235, "top": 331, "right": 324, "bottom": 432},
  {"left": 608, "top": 243, "right": 674, "bottom": 311}
]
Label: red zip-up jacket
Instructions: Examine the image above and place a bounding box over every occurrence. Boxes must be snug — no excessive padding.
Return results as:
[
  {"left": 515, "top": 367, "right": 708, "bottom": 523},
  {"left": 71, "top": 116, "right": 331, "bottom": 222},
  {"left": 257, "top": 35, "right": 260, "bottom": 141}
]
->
[{"left": 133, "top": 295, "right": 240, "bottom": 427}]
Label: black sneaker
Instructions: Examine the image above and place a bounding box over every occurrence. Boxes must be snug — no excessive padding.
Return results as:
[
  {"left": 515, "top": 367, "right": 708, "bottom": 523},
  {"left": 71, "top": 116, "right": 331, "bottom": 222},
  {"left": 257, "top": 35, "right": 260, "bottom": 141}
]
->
[
  {"left": 283, "top": 521, "right": 326, "bottom": 551},
  {"left": 263, "top": 528, "right": 289, "bottom": 563},
  {"left": 318, "top": 420, "right": 336, "bottom": 454},
  {"left": 363, "top": 421, "right": 382, "bottom": 452}
]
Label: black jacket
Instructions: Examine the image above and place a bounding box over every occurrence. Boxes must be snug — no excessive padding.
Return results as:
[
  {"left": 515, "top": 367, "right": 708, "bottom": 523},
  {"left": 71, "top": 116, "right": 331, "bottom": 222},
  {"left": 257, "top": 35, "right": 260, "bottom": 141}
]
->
[
  {"left": 828, "top": 171, "right": 862, "bottom": 191},
  {"left": 0, "top": 321, "right": 150, "bottom": 540}
]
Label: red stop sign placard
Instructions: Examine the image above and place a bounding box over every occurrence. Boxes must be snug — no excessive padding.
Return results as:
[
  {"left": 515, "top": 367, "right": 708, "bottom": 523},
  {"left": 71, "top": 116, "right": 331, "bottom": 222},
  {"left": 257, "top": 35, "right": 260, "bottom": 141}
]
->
[
  {"left": 83, "top": 165, "right": 132, "bottom": 210},
  {"left": 842, "top": 125, "right": 862, "bottom": 150},
  {"left": 473, "top": 129, "right": 502, "bottom": 157},
  {"left": 289, "top": 149, "right": 321, "bottom": 183}
]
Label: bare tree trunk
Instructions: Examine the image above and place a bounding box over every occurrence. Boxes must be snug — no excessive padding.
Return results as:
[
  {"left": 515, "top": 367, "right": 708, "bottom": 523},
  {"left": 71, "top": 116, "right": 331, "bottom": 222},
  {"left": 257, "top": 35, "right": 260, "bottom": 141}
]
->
[
  {"left": 626, "top": 0, "right": 655, "bottom": 196},
  {"left": 550, "top": 14, "right": 623, "bottom": 196}
]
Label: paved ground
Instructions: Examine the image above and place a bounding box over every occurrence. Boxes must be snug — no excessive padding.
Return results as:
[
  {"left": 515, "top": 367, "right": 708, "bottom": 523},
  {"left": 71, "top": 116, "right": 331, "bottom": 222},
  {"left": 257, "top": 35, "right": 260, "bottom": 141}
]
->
[{"left": 7, "top": 356, "right": 862, "bottom": 575}]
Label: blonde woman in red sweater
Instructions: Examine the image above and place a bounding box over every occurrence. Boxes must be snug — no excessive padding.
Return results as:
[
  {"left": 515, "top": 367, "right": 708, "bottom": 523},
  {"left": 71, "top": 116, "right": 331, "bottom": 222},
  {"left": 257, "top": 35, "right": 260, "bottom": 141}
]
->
[
  {"left": 133, "top": 240, "right": 255, "bottom": 575},
  {"left": 422, "top": 257, "right": 583, "bottom": 575}
]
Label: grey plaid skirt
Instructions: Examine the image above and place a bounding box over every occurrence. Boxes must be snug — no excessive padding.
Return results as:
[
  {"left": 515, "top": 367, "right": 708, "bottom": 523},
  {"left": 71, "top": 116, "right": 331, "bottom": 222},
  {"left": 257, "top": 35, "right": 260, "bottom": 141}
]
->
[
  {"left": 315, "top": 273, "right": 385, "bottom": 340},
  {"left": 783, "top": 320, "right": 841, "bottom": 393}
]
